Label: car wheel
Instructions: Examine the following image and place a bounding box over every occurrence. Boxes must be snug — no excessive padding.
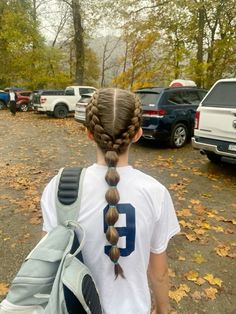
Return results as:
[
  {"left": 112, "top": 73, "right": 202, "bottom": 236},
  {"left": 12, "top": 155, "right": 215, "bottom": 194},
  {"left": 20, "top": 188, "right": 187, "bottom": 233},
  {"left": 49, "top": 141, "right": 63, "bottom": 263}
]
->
[
  {"left": 0, "top": 100, "right": 6, "bottom": 110},
  {"left": 206, "top": 152, "right": 222, "bottom": 163},
  {"left": 170, "top": 123, "right": 188, "bottom": 148},
  {"left": 54, "top": 105, "right": 68, "bottom": 118},
  {"left": 20, "top": 103, "right": 29, "bottom": 112}
]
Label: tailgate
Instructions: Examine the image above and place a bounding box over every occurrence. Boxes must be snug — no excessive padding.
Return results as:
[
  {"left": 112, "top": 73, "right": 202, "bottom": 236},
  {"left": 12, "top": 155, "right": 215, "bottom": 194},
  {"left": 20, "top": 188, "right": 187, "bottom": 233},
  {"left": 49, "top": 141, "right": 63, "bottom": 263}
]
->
[{"left": 198, "top": 107, "right": 236, "bottom": 141}]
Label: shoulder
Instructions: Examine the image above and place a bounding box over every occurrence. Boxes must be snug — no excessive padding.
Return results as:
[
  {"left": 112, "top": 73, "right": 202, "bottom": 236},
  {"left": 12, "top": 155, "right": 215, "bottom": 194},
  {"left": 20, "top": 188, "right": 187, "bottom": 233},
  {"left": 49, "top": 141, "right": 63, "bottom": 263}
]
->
[{"left": 129, "top": 167, "right": 166, "bottom": 191}]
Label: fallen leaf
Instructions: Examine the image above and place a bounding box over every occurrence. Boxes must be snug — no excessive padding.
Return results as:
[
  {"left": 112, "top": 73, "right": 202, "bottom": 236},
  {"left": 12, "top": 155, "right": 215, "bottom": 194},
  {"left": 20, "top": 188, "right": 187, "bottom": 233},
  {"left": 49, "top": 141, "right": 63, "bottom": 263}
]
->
[
  {"left": 0, "top": 283, "right": 9, "bottom": 296},
  {"left": 195, "top": 277, "right": 206, "bottom": 286},
  {"left": 176, "top": 208, "right": 192, "bottom": 217},
  {"left": 190, "top": 199, "right": 200, "bottom": 205},
  {"left": 178, "top": 256, "right": 186, "bottom": 261},
  {"left": 168, "top": 268, "right": 176, "bottom": 278},
  {"left": 215, "top": 245, "right": 230, "bottom": 257},
  {"left": 204, "top": 287, "right": 218, "bottom": 300},
  {"left": 204, "top": 274, "right": 223, "bottom": 287},
  {"left": 193, "top": 253, "right": 205, "bottom": 264},
  {"left": 169, "top": 284, "right": 190, "bottom": 303},
  {"left": 185, "top": 233, "right": 198, "bottom": 242},
  {"left": 185, "top": 270, "right": 199, "bottom": 282},
  {"left": 191, "top": 290, "right": 203, "bottom": 301}
]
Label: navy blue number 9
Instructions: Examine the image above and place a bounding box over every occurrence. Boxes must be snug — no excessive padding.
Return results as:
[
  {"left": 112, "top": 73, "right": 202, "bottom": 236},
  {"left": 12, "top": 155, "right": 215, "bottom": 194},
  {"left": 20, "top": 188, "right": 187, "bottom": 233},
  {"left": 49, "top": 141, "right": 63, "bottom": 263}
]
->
[{"left": 103, "top": 203, "right": 136, "bottom": 257}]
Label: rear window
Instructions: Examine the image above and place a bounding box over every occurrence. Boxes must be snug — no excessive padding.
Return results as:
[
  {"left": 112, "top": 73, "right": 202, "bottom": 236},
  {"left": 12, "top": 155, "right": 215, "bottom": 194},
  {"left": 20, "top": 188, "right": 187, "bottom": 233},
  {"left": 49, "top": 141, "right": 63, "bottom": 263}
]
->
[
  {"left": 202, "top": 81, "right": 236, "bottom": 108},
  {"left": 135, "top": 92, "right": 160, "bottom": 106},
  {"left": 80, "top": 95, "right": 92, "bottom": 103},
  {"left": 79, "top": 88, "right": 96, "bottom": 94}
]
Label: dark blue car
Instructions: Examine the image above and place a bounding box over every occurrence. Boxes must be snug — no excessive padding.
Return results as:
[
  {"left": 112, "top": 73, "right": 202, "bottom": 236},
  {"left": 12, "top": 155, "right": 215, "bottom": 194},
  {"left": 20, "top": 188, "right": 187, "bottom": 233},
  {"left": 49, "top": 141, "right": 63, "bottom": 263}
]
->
[{"left": 135, "top": 86, "right": 208, "bottom": 148}]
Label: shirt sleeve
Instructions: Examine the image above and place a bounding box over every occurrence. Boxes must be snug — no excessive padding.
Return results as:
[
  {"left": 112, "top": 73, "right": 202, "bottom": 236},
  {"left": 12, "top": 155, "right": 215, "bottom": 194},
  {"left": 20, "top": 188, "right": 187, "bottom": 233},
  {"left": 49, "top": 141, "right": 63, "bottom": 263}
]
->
[
  {"left": 150, "top": 188, "right": 180, "bottom": 254},
  {"left": 41, "top": 175, "right": 58, "bottom": 232}
]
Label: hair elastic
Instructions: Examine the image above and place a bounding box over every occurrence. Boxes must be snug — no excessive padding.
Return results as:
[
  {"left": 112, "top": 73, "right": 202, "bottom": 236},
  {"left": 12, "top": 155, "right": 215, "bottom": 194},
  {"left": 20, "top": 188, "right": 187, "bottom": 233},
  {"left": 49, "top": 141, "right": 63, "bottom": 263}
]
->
[{"left": 110, "top": 185, "right": 117, "bottom": 189}]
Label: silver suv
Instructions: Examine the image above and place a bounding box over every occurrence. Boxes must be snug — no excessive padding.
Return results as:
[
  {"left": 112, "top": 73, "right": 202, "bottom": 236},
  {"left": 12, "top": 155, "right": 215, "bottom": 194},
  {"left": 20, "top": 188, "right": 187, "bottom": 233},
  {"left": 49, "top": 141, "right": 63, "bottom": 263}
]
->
[{"left": 192, "top": 79, "right": 236, "bottom": 163}]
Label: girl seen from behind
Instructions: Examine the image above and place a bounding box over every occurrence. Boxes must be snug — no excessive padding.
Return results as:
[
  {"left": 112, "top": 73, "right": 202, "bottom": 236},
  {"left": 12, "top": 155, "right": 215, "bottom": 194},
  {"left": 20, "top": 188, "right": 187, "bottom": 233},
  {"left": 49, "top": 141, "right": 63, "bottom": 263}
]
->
[{"left": 41, "top": 88, "right": 180, "bottom": 314}]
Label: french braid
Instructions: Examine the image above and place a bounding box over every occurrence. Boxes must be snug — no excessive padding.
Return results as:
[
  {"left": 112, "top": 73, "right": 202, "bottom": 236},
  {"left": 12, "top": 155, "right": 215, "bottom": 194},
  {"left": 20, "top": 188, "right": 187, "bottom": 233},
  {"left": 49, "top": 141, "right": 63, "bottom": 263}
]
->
[{"left": 86, "top": 88, "right": 142, "bottom": 278}]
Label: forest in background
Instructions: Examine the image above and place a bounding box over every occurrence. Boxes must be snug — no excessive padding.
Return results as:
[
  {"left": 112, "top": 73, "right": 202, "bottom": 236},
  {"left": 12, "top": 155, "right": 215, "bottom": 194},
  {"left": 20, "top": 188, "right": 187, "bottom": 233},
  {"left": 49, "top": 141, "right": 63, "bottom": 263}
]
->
[{"left": 0, "top": 0, "right": 236, "bottom": 90}]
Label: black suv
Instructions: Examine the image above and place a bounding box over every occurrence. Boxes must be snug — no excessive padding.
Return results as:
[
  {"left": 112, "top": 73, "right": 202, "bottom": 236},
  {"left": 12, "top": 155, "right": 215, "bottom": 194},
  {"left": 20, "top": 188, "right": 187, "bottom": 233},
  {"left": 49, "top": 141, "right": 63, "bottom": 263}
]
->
[{"left": 135, "top": 86, "right": 208, "bottom": 148}]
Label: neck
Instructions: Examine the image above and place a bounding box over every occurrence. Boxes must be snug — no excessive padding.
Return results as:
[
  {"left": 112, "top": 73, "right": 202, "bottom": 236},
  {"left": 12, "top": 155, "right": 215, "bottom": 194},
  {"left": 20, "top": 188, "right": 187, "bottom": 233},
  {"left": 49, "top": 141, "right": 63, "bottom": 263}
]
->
[{"left": 96, "top": 145, "right": 129, "bottom": 166}]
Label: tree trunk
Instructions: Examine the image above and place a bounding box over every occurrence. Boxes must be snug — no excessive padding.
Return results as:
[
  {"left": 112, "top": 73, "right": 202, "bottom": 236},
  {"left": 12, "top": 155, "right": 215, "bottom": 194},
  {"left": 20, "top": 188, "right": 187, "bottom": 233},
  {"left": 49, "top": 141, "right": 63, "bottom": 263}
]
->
[
  {"left": 195, "top": 5, "right": 205, "bottom": 87},
  {"left": 71, "top": 0, "right": 84, "bottom": 84}
]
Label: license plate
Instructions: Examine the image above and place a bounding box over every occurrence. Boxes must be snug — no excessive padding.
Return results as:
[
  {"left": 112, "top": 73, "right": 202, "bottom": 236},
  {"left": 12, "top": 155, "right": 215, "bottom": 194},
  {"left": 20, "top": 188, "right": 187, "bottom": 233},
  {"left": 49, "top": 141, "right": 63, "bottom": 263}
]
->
[{"left": 229, "top": 144, "right": 236, "bottom": 152}]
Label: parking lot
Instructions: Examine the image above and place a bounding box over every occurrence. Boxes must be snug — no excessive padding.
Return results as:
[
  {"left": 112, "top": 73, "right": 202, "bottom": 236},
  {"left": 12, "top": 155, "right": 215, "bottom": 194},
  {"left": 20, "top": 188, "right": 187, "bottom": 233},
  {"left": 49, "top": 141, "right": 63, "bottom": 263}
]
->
[{"left": 0, "top": 110, "right": 235, "bottom": 313}]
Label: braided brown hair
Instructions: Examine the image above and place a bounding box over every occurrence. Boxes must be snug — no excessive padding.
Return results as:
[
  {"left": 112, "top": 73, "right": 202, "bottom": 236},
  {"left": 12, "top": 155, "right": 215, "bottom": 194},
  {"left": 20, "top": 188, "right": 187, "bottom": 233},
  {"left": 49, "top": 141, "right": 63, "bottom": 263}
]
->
[{"left": 86, "top": 88, "right": 142, "bottom": 278}]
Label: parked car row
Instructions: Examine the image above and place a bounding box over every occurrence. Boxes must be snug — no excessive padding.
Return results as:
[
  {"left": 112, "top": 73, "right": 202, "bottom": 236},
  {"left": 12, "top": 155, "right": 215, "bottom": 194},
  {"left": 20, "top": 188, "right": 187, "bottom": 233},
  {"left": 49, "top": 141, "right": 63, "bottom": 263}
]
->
[
  {"left": 74, "top": 81, "right": 208, "bottom": 149},
  {"left": 0, "top": 88, "right": 32, "bottom": 111},
  {"left": 2, "top": 79, "right": 235, "bottom": 165}
]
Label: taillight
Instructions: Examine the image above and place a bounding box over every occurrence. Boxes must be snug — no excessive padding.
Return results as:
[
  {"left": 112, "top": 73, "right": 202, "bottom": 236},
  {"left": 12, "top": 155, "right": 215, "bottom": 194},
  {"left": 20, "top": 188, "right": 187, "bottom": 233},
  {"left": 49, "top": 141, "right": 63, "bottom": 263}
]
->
[
  {"left": 194, "top": 111, "right": 200, "bottom": 129},
  {"left": 40, "top": 96, "right": 46, "bottom": 104},
  {"left": 143, "top": 109, "right": 167, "bottom": 116}
]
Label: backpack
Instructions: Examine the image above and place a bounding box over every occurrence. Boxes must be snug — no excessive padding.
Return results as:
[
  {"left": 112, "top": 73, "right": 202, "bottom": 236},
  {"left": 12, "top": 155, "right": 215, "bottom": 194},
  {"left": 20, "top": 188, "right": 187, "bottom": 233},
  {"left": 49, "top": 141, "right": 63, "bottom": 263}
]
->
[{"left": 0, "top": 167, "right": 103, "bottom": 314}]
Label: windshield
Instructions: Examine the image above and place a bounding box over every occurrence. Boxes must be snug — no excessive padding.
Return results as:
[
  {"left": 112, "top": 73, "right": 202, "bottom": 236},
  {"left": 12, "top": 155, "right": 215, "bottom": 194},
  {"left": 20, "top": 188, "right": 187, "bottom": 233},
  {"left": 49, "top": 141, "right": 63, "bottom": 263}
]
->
[
  {"left": 202, "top": 81, "right": 236, "bottom": 108},
  {"left": 135, "top": 92, "right": 160, "bottom": 106}
]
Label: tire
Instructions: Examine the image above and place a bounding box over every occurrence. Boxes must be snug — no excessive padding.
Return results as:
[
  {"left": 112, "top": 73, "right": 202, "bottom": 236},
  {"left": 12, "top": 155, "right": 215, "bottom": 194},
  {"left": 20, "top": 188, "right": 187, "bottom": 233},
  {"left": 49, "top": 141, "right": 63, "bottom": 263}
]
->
[
  {"left": 206, "top": 152, "right": 222, "bottom": 163},
  {"left": 169, "top": 123, "right": 188, "bottom": 148},
  {"left": 0, "top": 100, "right": 6, "bottom": 110},
  {"left": 54, "top": 105, "right": 68, "bottom": 118},
  {"left": 20, "top": 103, "right": 29, "bottom": 112}
]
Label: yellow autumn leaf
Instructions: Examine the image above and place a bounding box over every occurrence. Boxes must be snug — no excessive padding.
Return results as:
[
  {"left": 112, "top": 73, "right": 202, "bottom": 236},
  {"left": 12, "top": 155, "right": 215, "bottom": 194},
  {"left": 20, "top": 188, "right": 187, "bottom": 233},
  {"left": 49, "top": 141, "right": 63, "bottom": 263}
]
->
[
  {"left": 193, "top": 228, "right": 206, "bottom": 235},
  {"left": 168, "top": 268, "right": 176, "bottom": 278},
  {"left": 195, "top": 277, "right": 206, "bottom": 286},
  {"left": 193, "top": 253, "right": 205, "bottom": 264},
  {"left": 212, "top": 226, "right": 224, "bottom": 232},
  {"left": 204, "top": 287, "right": 218, "bottom": 300},
  {"left": 204, "top": 274, "right": 223, "bottom": 287},
  {"left": 176, "top": 208, "right": 192, "bottom": 217},
  {"left": 201, "top": 222, "right": 211, "bottom": 230},
  {"left": 179, "top": 220, "right": 193, "bottom": 228},
  {"left": 207, "top": 212, "right": 216, "bottom": 218},
  {"left": 185, "top": 270, "right": 199, "bottom": 282},
  {"left": 178, "top": 256, "right": 186, "bottom": 261},
  {"left": 190, "top": 199, "right": 200, "bottom": 205},
  {"left": 169, "top": 284, "right": 190, "bottom": 303},
  {"left": 185, "top": 233, "right": 197, "bottom": 242},
  {"left": 0, "top": 283, "right": 9, "bottom": 296},
  {"left": 215, "top": 245, "right": 230, "bottom": 257}
]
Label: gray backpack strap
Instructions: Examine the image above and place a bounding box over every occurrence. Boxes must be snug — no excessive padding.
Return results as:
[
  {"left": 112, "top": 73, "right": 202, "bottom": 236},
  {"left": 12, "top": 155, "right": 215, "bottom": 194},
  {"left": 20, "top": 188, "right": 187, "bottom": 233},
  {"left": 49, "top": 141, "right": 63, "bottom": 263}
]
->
[{"left": 55, "top": 167, "right": 86, "bottom": 226}]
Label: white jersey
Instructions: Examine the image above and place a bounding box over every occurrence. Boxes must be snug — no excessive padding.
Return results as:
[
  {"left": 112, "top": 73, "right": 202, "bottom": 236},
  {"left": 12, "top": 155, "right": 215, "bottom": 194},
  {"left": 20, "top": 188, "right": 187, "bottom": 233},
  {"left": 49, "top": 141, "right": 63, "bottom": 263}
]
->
[
  {"left": 41, "top": 164, "right": 180, "bottom": 314},
  {"left": 9, "top": 91, "right": 16, "bottom": 101}
]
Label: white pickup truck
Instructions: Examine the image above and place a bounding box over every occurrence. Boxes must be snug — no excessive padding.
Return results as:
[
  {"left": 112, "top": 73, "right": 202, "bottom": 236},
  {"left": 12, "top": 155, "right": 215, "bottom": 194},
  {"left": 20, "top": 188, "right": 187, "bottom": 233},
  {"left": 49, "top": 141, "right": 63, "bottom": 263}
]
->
[
  {"left": 35, "top": 85, "right": 97, "bottom": 118},
  {"left": 192, "top": 78, "right": 236, "bottom": 164}
]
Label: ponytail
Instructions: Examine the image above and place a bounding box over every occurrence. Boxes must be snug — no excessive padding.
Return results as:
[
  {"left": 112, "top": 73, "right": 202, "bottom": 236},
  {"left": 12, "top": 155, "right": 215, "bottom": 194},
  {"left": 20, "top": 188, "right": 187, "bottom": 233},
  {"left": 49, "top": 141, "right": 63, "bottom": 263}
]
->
[{"left": 104, "top": 151, "right": 125, "bottom": 279}]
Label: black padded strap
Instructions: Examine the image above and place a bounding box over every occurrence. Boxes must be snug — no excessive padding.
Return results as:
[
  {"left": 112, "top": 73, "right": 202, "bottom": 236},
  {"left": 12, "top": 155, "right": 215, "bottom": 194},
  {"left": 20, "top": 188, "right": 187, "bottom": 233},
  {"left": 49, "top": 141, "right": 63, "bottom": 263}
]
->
[{"left": 58, "top": 167, "right": 83, "bottom": 205}]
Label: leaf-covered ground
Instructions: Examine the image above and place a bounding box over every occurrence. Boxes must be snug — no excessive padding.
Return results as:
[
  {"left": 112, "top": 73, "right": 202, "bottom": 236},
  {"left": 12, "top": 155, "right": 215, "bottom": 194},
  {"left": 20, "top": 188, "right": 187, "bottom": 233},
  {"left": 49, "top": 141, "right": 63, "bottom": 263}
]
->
[{"left": 0, "top": 111, "right": 235, "bottom": 313}]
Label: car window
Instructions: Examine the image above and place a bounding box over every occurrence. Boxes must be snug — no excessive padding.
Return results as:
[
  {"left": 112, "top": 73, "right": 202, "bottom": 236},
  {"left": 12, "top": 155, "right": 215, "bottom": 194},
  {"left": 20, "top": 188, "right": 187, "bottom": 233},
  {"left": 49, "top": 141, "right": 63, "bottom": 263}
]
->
[
  {"left": 79, "top": 88, "right": 96, "bottom": 94},
  {"left": 202, "top": 82, "right": 236, "bottom": 108},
  {"left": 135, "top": 92, "right": 160, "bottom": 106},
  {"left": 20, "top": 92, "right": 31, "bottom": 97},
  {"left": 181, "top": 90, "right": 201, "bottom": 105},
  {"left": 80, "top": 96, "right": 92, "bottom": 103},
  {"left": 65, "top": 88, "right": 75, "bottom": 96},
  {"left": 167, "top": 91, "right": 183, "bottom": 104},
  {"left": 198, "top": 90, "right": 207, "bottom": 100}
]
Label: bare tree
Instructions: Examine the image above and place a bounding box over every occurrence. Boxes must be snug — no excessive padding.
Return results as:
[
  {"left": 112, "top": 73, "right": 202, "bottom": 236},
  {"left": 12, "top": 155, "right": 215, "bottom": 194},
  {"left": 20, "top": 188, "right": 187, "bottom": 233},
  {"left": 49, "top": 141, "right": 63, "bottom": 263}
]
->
[
  {"left": 61, "top": 0, "right": 84, "bottom": 84},
  {"left": 100, "top": 36, "right": 120, "bottom": 87}
]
